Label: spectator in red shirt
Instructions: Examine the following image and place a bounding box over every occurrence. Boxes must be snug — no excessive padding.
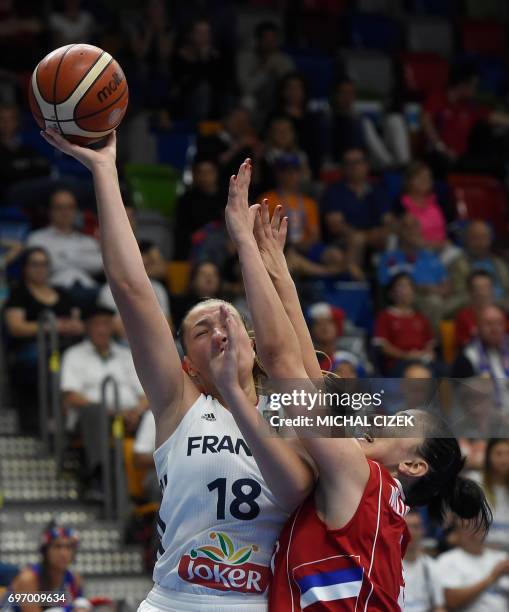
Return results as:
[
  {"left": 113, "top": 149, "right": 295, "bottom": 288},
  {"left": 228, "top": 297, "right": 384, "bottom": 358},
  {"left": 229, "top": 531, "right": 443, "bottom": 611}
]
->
[
  {"left": 455, "top": 270, "right": 498, "bottom": 349},
  {"left": 423, "top": 64, "right": 509, "bottom": 179},
  {"left": 374, "top": 273, "right": 435, "bottom": 374}
]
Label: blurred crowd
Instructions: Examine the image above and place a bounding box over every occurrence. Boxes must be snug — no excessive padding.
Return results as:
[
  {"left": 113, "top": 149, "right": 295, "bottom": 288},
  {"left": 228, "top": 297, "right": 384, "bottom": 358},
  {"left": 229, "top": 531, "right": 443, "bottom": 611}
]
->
[{"left": 2, "top": 0, "right": 509, "bottom": 609}]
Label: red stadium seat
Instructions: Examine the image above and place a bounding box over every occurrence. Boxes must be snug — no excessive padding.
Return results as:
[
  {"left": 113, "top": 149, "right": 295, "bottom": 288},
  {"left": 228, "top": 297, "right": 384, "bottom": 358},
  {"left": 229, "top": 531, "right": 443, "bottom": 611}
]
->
[
  {"left": 460, "top": 19, "right": 507, "bottom": 57},
  {"left": 401, "top": 53, "right": 449, "bottom": 98},
  {"left": 448, "top": 174, "right": 509, "bottom": 239}
]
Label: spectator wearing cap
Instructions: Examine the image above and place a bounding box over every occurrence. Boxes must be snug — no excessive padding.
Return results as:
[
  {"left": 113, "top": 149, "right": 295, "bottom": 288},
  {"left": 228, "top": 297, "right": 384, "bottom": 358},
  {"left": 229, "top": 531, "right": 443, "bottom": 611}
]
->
[
  {"left": 257, "top": 116, "right": 311, "bottom": 191},
  {"left": 4, "top": 247, "right": 83, "bottom": 433},
  {"left": 374, "top": 273, "right": 435, "bottom": 375},
  {"left": 98, "top": 241, "right": 172, "bottom": 339},
  {"left": 60, "top": 306, "right": 147, "bottom": 497},
  {"left": 237, "top": 20, "right": 294, "bottom": 126},
  {"left": 133, "top": 410, "right": 160, "bottom": 502},
  {"left": 321, "top": 147, "right": 393, "bottom": 266},
  {"left": 8, "top": 521, "right": 84, "bottom": 611},
  {"left": 260, "top": 153, "right": 319, "bottom": 253},
  {"left": 447, "top": 220, "right": 509, "bottom": 315},
  {"left": 403, "top": 510, "right": 446, "bottom": 612},
  {"left": 307, "top": 303, "right": 345, "bottom": 370},
  {"left": 377, "top": 214, "right": 449, "bottom": 331},
  {"left": 330, "top": 350, "right": 364, "bottom": 379},
  {"left": 174, "top": 157, "right": 226, "bottom": 260},
  {"left": 26, "top": 189, "right": 103, "bottom": 306}
]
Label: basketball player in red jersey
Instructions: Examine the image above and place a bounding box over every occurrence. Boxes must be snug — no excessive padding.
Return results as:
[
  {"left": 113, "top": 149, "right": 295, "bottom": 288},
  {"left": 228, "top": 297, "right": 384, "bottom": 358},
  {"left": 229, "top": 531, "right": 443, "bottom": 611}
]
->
[{"left": 209, "top": 159, "right": 492, "bottom": 611}]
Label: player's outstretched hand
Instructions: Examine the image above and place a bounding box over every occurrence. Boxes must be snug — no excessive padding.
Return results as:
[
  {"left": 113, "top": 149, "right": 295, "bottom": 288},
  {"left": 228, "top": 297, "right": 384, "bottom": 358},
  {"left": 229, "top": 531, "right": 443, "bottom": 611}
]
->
[
  {"left": 254, "top": 201, "right": 288, "bottom": 279},
  {"left": 210, "top": 305, "right": 240, "bottom": 394},
  {"left": 41, "top": 128, "right": 116, "bottom": 172},
  {"left": 225, "top": 159, "right": 260, "bottom": 246}
]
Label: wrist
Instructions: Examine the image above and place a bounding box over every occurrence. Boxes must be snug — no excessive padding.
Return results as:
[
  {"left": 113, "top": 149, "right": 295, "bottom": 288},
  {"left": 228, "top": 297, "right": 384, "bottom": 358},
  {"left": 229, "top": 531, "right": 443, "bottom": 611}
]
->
[
  {"left": 91, "top": 159, "right": 117, "bottom": 175},
  {"left": 219, "top": 382, "right": 244, "bottom": 403},
  {"left": 236, "top": 237, "right": 258, "bottom": 255}
]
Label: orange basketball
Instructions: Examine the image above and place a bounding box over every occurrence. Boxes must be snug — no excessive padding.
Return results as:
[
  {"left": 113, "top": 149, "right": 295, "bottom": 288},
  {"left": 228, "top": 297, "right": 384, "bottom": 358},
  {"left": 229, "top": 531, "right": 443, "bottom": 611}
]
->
[{"left": 29, "top": 44, "right": 129, "bottom": 145}]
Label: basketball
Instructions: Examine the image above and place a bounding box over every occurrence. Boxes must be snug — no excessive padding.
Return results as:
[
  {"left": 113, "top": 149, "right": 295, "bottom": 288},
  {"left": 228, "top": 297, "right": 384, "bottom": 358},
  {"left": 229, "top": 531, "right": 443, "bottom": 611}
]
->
[{"left": 29, "top": 44, "right": 129, "bottom": 145}]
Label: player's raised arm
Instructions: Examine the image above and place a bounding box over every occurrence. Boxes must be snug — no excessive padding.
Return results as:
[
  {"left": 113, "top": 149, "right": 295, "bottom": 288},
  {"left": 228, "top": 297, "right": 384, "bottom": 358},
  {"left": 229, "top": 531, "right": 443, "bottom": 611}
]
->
[
  {"left": 41, "top": 130, "right": 198, "bottom": 439},
  {"left": 254, "top": 201, "right": 323, "bottom": 380},
  {"left": 209, "top": 304, "right": 314, "bottom": 512},
  {"left": 226, "top": 160, "right": 369, "bottom": 492}
]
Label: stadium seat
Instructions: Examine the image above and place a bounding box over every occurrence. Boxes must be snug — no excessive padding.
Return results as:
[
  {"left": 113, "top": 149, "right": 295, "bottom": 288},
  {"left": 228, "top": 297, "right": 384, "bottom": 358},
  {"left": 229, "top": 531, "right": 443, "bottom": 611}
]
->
[
  {"left": 167, "top": 261, "right": 191, "bottom": 295},
  {"left": 341, "top": 50, "right": 394, "bottom": 99},
  {"left": 406, "top": 0, "right": 459, "bottom": 15},
  {"left": 448, "top": 174, "right": 509, "bottom": 240},
  {"left": 464, "top": 0, "right": 509, "bottom": 20},
  {"left": 439, "top": 320, "right": 457, "bottom": 364},
  {"left": 474, "top": 56, "right": 508, "bottom": 96},
  {"left": 460, "top": 19, "right": 507, "bottom": 58},
  {"left": 345, "top": 13, "right": 403, "bottom": 54},
  {"left": 382, "top": 170, "right": 404, "bottom": 201},
  {"left": 156, "top": 131, "right": 195, "bottom": 171},
  {"left": 401, "top": 53, "right": 449, "bottom": 98},
  {"left": 290, "top": 52, "right": 335, "bottom": 99},
  {"left": 124, "top": 163, "right": 180, "bottom": 219},
  {"left": 407, "top": 16, "right": 454, "bottom": 57}
]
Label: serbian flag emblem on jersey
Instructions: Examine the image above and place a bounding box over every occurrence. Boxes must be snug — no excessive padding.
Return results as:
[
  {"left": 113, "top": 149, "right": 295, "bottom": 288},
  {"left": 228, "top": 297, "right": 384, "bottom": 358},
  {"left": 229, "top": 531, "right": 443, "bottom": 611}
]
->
[{"left": 293, "top": 555, "right": 364, "bottom": 610}]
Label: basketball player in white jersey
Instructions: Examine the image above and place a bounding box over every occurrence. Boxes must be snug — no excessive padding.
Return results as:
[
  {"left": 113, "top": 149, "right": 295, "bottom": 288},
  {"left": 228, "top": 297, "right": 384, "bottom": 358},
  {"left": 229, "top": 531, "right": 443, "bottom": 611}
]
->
[{"left": 41, "top": 129, "right": 317, "bottom": 612}]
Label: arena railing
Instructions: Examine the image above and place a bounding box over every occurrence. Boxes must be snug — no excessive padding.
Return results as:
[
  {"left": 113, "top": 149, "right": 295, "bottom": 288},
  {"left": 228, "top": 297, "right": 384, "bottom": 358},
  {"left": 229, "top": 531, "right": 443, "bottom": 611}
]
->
[
  {"left": 37, "top": 310, "right": 64, "bottom": 465},
  {"left": 100, "top": 375, "right": 129, "bottom": 525}
]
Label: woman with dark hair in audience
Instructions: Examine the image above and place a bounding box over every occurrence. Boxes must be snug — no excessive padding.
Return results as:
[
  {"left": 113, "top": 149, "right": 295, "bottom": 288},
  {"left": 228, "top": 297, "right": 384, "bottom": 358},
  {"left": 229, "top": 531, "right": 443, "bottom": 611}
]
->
[
  {"left": 469, "top": 439, "right": 509, "bottom": 550},
  {"left": 374, "top": 273, "right": 435, "bottom": 375},
  {"left": 170, "top": 260, "right": 224, "bottom": 329},
  {"left": 3, "top": 247, "right": 83, "bottom": 432}
]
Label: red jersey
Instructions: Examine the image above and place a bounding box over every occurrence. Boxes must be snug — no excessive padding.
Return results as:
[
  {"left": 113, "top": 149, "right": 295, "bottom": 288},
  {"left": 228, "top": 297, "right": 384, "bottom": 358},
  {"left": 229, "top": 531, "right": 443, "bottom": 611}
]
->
[{"left": 269, "top": 460, "right": 410, "bottom": 611}]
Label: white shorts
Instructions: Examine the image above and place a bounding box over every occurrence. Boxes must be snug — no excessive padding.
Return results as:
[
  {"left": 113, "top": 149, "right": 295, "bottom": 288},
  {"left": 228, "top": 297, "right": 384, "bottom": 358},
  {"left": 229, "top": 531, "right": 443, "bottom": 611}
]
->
[{"left": 138, "top": 584, "right": 268, "bottom": 612}]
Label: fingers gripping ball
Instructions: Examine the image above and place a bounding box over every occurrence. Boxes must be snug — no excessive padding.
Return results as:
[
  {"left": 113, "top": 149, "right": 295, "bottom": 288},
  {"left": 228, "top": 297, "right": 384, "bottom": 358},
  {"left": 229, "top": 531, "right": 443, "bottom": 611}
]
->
[{"left": 29, "top": 44, "right": 128, "bottom": 145}]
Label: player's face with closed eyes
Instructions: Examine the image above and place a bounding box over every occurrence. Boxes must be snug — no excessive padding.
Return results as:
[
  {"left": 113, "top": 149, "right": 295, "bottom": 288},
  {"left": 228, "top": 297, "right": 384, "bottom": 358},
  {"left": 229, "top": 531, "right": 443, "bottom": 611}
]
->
[{"left": 184, "top": 301, "right": 255, "bottom": 388}]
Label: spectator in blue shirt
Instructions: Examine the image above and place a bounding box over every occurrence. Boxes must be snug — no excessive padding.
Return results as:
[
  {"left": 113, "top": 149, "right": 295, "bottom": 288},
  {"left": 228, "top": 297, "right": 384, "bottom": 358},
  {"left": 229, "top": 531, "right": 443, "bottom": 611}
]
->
[
  {"left": 321, "top": 147, "right": 393, "bottom": 266},
  {"left": 378, "top": 214, "right": 450, "bottom": 332}
]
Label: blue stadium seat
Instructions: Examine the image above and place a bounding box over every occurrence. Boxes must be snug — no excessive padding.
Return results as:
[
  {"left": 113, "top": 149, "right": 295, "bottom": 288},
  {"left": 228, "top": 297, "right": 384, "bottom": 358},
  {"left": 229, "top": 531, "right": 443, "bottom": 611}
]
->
[
  {"left": 382, "top": 171, "right": 403, "bottom": 202},
  {"left": 324, "top": 282, "right": 375, "bottom": 332},
  {"left": 156, "top": 132, "right": 195, "bottom": 171},
  {"left": 345, "top": 13, "right": 403, "bottom": 54},
  {"left": 289, "top": 53, "right": 335, "bottom": 99}
]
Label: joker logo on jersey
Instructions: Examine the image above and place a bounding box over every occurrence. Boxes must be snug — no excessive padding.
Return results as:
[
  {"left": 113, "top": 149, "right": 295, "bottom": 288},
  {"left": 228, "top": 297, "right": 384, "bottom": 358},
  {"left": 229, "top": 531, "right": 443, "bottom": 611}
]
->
[{"left": 178, "top": 531, "right": 270, "bottom": 593}]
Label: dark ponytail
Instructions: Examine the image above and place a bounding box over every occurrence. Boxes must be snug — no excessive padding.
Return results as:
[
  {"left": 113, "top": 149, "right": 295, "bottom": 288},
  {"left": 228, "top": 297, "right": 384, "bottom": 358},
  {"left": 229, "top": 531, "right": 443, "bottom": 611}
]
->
[{"left": 404, "top": 412, "right": 492, "bottom": 534}]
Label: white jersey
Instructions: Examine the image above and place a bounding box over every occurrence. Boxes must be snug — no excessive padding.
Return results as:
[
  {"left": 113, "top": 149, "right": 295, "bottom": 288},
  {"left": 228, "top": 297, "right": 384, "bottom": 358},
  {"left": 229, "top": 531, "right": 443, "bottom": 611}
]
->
[{"left": 147, "top": 393, "right": 289, "bottom": 607}]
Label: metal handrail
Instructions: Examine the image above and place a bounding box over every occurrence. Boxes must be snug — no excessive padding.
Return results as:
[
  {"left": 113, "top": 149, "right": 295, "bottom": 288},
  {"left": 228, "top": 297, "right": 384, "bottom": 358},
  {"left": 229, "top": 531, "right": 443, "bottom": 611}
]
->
[
  {"left": 100, "top": 375, "right": 128, "bottom": 524},
  {"left": 37, "top": 311, "right": 62, "bottom": 457}
]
